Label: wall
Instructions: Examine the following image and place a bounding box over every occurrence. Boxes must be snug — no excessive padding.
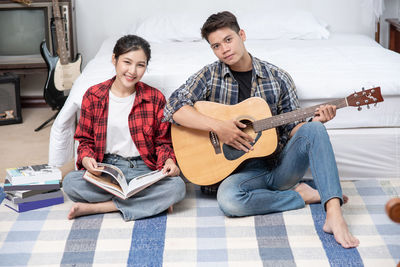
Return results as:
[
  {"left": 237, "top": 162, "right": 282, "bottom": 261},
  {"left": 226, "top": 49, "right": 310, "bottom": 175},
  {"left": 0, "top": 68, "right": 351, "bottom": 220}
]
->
[
  {"left": 74, "top": 0, "right": 386, "bottom": 67},
  {"left": 22, "top": 0, "right": 399, "bottom": 96},
  {"left": 380, "top": 0, "right": 400, "bottom": 48}
]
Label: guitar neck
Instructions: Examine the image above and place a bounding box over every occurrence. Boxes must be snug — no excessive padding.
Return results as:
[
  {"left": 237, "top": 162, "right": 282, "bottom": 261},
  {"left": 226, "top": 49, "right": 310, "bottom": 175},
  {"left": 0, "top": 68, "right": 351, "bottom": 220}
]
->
[
  {"left": 253, "top": 98, "right": 347, "bottom": 132},
  {"left": 52, "top": 0, "right": 68, "bottom": 64}
]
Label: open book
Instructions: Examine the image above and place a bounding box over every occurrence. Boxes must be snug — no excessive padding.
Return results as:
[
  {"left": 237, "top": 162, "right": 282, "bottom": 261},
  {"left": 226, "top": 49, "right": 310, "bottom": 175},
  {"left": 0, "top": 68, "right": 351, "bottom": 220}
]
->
[{"left": 83, "top": 163, "right": 167, "bottom": 200}]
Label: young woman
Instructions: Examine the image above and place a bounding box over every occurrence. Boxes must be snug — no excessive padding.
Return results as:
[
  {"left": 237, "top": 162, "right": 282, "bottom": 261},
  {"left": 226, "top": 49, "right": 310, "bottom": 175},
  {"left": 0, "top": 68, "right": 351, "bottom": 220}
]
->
[{"left": 63, "top": 35, "right": 186, "bottom": 221}]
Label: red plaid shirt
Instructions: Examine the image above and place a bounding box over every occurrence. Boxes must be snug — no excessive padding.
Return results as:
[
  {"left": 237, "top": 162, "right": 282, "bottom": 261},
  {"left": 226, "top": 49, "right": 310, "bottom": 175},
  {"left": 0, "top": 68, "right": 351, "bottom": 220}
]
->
[{"left": 75, "top": 77, "right": 175, "bottom": 170}]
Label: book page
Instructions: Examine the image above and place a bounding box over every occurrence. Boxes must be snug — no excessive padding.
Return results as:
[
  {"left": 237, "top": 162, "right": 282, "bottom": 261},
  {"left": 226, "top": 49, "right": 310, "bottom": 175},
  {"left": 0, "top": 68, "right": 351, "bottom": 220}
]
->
[
  {"left": 84, "top": 171, "right": 124, "bottom": 194},
  {"left": 96, "top": 163, "right": 129, "bottom": 193},
  {"left": 126, "top": 170, "right": 167, "bottom": 198}
]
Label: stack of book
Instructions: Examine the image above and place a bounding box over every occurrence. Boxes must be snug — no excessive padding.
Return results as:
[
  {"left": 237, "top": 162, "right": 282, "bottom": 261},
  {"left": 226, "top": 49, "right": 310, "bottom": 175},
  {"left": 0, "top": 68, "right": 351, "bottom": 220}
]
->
[{"left": 2, "top": 164, "right": 64, "bottom": 212}]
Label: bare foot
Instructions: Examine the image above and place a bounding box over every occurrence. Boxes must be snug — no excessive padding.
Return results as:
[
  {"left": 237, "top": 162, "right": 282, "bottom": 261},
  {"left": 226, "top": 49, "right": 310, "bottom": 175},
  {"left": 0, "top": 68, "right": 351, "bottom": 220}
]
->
[
  {"left": 294, "top": 183, "right": 349, "bottom": 205},
  {"left": 68, "top": 203, "right": 91, "bottom": 219},
  {"left": 294, "top": 183, "right": 321, "bottom": 204},
  {"left": 343, "top": 194, "right": 349, "bottom": 204},
  {"left": 167, "top": 205, "right": 173, "bottom": 213},
  {"left": 323, "top": 199, "right": 359, "bottom": 248},
  {"left": 67, "top": 201, "right": 118, "bottom": 220}
]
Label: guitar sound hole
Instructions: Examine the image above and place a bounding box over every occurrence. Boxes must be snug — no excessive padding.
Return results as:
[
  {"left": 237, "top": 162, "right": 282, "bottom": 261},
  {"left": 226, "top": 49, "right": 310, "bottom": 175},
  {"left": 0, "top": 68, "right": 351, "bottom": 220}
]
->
[
  {"left": 221, "top": 118, "right": 262, "bottom": 161},
  {"left": 239, "top": 119, "right": 256, "bottom": 138}
]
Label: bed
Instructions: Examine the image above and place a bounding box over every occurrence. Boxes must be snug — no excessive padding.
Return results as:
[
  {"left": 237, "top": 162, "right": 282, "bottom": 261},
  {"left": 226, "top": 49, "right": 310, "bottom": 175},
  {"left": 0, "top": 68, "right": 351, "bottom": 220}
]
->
[{"left": 48, "top": 9, "right": 400, "bottom": 180}]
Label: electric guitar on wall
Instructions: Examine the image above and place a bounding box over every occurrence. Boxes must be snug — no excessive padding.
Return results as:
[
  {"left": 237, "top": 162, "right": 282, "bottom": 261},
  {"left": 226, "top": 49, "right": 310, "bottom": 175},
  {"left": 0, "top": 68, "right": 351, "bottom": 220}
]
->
[
  {"left": 41, "top": 0, "right": 81, "bottom": 95},
  {"left": 171, "top": 87, "right": 384, "bottom": 186}
]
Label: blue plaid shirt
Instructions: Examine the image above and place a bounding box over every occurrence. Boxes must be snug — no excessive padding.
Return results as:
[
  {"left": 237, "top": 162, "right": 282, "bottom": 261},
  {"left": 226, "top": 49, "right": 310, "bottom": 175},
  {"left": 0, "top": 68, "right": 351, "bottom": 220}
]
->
[{"left": 164, "top": 55, "right": 303, "bottom": 149}]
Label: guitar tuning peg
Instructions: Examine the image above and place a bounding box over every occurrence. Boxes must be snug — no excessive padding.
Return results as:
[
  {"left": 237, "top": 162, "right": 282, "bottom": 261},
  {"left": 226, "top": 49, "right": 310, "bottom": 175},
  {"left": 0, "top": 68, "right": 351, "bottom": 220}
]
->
[
  {"left": 358, "top": 106, "right": 362, "bottom": 111},
  {"left": 374, "top": 103, "right": 377, "bottom": 107},
  {"left": 362, "top": 87, "right": 365, "bottom": 90},
  {"left": 367, "top": 104, "right": 370, "bottom": 109}
]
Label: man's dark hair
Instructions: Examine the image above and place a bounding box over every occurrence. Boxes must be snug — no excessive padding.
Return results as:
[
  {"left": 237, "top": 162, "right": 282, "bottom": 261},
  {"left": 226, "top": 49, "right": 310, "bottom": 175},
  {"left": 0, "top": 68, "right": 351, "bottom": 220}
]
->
[
  {"left": 201, "top": 11, "right": 240, "bottom": 42},
  {"left": 113, "top": 34, "right": 151, "bottom": 63}
]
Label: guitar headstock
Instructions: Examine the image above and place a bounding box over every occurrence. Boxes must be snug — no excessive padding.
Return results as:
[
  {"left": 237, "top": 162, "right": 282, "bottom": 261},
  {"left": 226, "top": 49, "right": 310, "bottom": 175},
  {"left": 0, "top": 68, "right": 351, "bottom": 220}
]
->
[{"left": 346, "top": 87, "right": 383, "bottom": 109}]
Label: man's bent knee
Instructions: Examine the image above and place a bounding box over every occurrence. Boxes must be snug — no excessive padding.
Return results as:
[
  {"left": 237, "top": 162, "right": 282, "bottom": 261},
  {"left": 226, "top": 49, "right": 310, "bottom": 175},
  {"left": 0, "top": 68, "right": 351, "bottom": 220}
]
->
[{"left": 217, "top": 189, "right": 248, "bottom": 217}]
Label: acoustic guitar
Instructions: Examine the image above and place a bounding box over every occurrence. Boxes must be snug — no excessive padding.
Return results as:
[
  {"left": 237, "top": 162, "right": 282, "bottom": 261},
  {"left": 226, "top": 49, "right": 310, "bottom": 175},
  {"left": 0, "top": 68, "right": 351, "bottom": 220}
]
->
[
  {"left": 171, "top": 87, "right": 384, "bottom": 186},
  {"left": 41, "top": 0, "right": 81, "bottom": 92}
]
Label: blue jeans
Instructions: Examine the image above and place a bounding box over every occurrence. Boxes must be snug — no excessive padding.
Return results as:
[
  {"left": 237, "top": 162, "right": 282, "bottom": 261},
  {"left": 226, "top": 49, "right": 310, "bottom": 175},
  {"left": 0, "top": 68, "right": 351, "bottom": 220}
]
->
[
  {"left": 217, "top": 122, "right": 343, "bottom": 217},
  {"left": 63, "top": 154, "right": 186, "bottom": 221}
]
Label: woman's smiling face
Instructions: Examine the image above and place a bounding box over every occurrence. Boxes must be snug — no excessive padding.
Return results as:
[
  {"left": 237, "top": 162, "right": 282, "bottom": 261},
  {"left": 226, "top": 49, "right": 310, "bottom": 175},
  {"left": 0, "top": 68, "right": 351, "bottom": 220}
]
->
[{"left": 112, "top": 49, "right": 148, "bottom": 91}]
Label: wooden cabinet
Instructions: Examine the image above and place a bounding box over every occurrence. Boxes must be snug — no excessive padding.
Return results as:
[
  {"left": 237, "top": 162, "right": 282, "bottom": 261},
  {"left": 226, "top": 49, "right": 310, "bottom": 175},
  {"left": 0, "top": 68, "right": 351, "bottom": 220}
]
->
[
  {"left": 0, "top": 0, "right": 76, "bottom": 106},
  {"left": 386, "top": 18, "right": 400, "bottom": 53}
]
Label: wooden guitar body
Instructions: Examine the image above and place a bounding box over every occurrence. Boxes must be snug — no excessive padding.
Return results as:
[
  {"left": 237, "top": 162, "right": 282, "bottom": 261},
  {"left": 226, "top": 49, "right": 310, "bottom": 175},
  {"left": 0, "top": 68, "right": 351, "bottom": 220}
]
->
[{"left": 172, "top": 97, "right": 278, "bottom": 185}]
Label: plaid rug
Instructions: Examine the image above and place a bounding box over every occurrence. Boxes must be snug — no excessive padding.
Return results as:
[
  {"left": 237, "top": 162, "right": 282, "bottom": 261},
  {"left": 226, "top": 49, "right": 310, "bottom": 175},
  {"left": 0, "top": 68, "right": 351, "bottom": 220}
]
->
[{"left": 0, "top": 180, "right": 399, "bottom": 267}]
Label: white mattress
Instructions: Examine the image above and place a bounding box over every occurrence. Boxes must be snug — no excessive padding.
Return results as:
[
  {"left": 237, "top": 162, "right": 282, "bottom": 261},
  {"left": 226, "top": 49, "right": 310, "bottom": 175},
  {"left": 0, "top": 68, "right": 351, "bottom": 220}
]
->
[
  {"left": 49, "top": 33, "right": 400, "bottom": 169},
  {"left": 305, "top": 127, "right": 400, "bottom": 180}
]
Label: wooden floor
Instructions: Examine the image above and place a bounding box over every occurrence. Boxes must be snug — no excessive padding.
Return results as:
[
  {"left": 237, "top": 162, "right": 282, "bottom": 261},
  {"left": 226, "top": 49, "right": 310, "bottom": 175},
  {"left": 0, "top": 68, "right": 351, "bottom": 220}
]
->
[{"left": 0, "top": 107, "right": 74, "bottom": 183}]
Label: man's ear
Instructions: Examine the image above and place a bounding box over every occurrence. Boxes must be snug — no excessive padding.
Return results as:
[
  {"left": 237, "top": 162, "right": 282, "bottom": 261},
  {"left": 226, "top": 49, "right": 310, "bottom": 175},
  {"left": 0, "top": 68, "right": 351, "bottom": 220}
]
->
[{"left": 239, "top": 29, "right": 246, "bottom": 42}]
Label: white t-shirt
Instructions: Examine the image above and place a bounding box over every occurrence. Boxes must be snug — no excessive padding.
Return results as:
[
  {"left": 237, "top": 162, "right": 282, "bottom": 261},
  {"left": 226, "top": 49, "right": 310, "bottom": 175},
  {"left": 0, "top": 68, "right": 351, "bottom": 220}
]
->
[{"left": 105, "top": 90, "right": 140, "bottom": 158}]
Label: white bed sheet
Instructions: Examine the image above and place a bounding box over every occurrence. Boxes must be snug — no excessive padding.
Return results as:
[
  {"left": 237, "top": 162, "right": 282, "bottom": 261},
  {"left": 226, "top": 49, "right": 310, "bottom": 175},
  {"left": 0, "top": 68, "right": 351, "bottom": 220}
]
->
[{"left": 49, "top": 33, "right": 400, "bottom": 169}]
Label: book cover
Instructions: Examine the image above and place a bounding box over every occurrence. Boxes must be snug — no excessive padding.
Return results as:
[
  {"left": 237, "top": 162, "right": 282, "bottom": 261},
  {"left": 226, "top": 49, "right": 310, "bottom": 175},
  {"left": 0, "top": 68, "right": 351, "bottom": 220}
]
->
[
  {"left": 6, "top": 189, "right": 63, "bottom": 204},
  {"left": 3, "top": 179, "right": 61, "bottom": 191},
  {"left": 83, "top": 163, "right": 167, "bottom": 200},
  {"left": 3, "top": 195, "right": 64, "bottom": 212},
  {"left": 6, "top": 164, "right": 62, "bottom": 185}
]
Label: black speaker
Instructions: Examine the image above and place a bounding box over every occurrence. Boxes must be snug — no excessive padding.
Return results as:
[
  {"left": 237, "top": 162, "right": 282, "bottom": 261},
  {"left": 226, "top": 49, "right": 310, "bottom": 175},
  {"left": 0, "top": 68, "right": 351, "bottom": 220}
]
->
[{"left": 0, "top": 73, "right": 22, "bottom": 125}]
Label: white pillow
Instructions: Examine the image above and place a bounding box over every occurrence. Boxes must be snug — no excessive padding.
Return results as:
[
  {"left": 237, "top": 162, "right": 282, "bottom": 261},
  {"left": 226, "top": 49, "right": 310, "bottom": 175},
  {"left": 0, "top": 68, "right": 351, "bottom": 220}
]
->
[
  {"left": 135, "top": 10, "right": 329, "bottom": 43},
  {"left": 135, "top": 13, "right": 208, "bottom": 43},
  {"left": 239, "top": 10, "right": 330, "bottom": 40}
]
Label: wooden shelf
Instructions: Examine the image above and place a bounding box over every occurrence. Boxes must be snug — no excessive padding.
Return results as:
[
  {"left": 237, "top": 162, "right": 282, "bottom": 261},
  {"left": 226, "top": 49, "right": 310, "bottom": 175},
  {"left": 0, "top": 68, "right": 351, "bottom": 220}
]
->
[{"left": 386, "top": 18, "right": 400, "bottom": 53}]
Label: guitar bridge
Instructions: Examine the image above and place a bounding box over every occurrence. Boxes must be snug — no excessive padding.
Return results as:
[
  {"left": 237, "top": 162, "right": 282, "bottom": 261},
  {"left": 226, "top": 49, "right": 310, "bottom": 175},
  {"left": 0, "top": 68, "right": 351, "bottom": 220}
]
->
[{"left": 209, "top": 131, "right": 221, "bottom": 154}]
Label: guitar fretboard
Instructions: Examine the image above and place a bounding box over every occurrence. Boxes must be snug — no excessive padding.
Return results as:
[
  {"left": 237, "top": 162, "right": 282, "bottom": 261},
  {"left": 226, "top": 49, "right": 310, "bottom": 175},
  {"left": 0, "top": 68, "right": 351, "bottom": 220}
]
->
[
  {"left": 252, "top": 98, "right": 347, "bottom": 132},
  {"left": 52, "top": 0, "right": 68, "bottom": 65}
]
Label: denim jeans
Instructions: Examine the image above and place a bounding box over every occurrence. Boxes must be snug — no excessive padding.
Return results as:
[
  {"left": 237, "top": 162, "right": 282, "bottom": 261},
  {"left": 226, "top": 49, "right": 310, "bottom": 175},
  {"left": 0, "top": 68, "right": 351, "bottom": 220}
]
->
[
  {"left": 63, "top": 154, "right": 186, "bottom": 221},
  {"left": 217, "top": 122, "right": 343, "bottom": 217}
]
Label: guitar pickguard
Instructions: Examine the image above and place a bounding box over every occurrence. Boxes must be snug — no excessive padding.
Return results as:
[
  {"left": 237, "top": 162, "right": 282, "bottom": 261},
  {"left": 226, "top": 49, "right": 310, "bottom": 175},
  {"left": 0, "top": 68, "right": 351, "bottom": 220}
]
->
[
  {"left": 222, "top": 132, "right": 262, "bottom": 160},
  {"left": 54, "top": 56, "right": 82, "bottom": 91}
]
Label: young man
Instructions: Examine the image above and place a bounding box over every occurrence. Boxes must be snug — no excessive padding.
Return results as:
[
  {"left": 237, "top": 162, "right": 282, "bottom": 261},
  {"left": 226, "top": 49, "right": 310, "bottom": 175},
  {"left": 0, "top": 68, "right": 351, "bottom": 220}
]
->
[{"left": 164, "top": 11, "right": 359, "bottom": 248}]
